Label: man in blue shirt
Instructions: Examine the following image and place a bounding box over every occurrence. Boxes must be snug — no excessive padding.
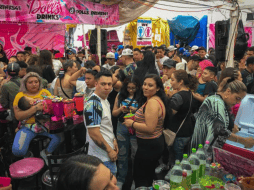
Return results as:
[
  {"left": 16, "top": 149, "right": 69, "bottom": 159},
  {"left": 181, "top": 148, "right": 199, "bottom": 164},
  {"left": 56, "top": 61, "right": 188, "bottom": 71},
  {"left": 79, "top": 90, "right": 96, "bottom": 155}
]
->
[{"left": 115, "top": 45, "right": 124, "bottom": 61}]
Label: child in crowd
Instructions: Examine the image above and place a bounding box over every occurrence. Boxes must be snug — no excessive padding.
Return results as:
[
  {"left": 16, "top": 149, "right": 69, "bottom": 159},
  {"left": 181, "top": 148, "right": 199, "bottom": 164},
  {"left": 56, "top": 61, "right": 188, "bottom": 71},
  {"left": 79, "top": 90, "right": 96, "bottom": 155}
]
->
[{"left": 193, "top": 66, "right": 217, "bottom": 102}]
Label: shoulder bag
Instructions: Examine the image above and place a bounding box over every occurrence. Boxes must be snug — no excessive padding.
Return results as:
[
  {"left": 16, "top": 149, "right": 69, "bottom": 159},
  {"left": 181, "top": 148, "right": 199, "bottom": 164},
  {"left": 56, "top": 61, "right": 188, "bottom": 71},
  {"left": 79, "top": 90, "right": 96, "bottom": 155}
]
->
[{"left": 163, "top": 91, "right": 193, "bottom": 146}]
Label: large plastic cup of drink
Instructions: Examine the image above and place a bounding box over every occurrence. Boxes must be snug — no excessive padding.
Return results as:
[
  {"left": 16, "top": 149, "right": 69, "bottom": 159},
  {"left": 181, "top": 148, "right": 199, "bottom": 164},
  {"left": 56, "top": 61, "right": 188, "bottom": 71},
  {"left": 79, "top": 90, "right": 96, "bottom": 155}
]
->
[
  {"left": 64, "top": 100, "right": 75, "bottom": 118},
  {"left": 73, "top": 96, "right": 84, "bottom": 112},
  {"left": 52, "top": 101, "right": 64, "bottom": 118}
]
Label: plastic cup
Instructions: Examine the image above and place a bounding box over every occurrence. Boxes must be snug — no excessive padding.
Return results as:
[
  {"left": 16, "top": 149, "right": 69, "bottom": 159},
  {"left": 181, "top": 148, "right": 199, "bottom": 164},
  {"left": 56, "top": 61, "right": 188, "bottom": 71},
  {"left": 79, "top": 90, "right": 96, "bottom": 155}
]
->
[
  {"left": 224, "top": 183, "right": 241, "bottom": 190},
  {"left": 73, "top": 96, "right": 84, "bottom": 112},
  {"left": 64, "top": 101, "right": 75, "bottom": 118},
  {"left": 52, "top": 101, "right": 64, "bottom": 118}
]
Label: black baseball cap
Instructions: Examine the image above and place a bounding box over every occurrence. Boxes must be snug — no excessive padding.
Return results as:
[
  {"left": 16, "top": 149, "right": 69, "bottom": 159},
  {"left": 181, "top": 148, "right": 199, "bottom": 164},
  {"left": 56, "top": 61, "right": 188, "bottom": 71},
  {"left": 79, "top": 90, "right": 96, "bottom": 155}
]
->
[
  {"left": 163, "top": 59, "right": 176, "bottom": 68},
  {"left": 246, "top": 56, "right": 254, "bottom": 65},
  {"left": 190, "top": 55, "right": 202, "bottom": 61},
  {"left": 7, "top": 62, "right": 20, "bottom": 76}
]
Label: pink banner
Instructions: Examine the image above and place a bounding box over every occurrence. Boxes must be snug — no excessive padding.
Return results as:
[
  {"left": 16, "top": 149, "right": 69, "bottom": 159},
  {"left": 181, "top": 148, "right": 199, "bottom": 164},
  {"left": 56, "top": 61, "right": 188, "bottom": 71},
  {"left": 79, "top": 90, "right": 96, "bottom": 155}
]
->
[
  {"left": 0, "top": 23, "right": 65, "bottom": 58},
  {"left": 209, "top": 23, "right": 252, "bottom": 48},
  {"left": 0, "top": 0, "right": 119, "bottom": 25}
]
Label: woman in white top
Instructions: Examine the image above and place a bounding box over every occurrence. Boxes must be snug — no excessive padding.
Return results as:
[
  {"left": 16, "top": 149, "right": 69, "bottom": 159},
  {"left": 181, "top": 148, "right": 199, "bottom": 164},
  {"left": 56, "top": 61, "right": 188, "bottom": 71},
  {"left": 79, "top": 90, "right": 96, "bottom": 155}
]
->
[{"left": 54, "top": 60, "right": 78, "bottom": 99}]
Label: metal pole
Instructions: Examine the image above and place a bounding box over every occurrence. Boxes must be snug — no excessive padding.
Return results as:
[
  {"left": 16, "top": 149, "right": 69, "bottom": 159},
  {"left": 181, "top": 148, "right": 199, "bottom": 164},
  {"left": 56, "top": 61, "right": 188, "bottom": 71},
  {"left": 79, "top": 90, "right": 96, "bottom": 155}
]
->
[
  {"left": 82, "top": 24, "right": 89, "bottom": 60},
  {"left": 97, "top": 25, "right": 101, "bottom": 66},
  {"left": 225, "top": 4, "right": 239, "bottom": 68}
]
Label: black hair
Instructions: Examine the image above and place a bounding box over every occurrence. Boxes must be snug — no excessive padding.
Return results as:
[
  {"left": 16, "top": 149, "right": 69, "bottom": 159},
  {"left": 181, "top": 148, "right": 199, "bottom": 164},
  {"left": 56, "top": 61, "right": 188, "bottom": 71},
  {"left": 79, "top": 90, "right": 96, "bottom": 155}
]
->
[
  {"left": 141, "top": 47, "right": 146, "bottom": 50},
  {"left": 18, "top": 96, "right": 31, "bottom": 111},
  {"left": 54, "top": 50, "right": 60, "bottom": 55},
  {"left": 205, "top": 66, "right": 217, "bottom": 76},
  {"left": 59, "top": 60, "right": 75, "bottom": 79},
  {"left": 218, "top": 67, "right": 239, "bottom": 85},
  {"left": 142, "top": 74, "right": 172, "bottom": 128},
  {"left": 116, "top": 69, "right": 126, "bottom": 82},
  {"left": 78, "top": 51, "right": 84, "bottom": 54},
  {"left": 38, "top": 50, "right": 53, "bottom": 69},
  {"left": 125, "top": 45, "right": 130, "bottom": 49},
  {"left": 173, "top": 70, "right": 198, "bottom": 91},
  {"left": 17, "top": 61, "right": 28, "bottom": 69},
  {"left": 198, "top": 46, "right": 206, "bottom": 52},
  {"left": 133, "top": 48, "right": 141, "bottom": 53},
  {"left": 95, "top": 70, "right": 112, "bottom": 80},
  {"left": 118, "top": 76, "right": 141, "bottom": 107},
  {"left": 133, "top": 51, "right": 158, "bottom": 84},
  {"left": 145, "top": 46, "right": 152, "bottom": 51},
  {"left": 24, "top": 47, "right": 32, "bottom": 51},
  {"left": 85, "top": 69, "right": 97, "bottom": 76},
  {"left": 56, "top": 155, "right": 103, "bottom": 190},
  {"left": 74, "top": 61, "right": 81, "bottom": 70},
  {"left": 26, "top": 65, "right": 43, "bottom": 77},
  {"left": 16, "top": 51, "right": 25, "bottom": 56},
  {"left": 110, "top": 66, "right": 120, "bottom": 74},
  {"left": 157, "top": 46, "right": 165, "bottom": 51},
  {"left": 248, "top": 46, "right": 254, "bottom": 52},
  {"left": 85, "top": 60, "right": 96, "bottom": 69}
]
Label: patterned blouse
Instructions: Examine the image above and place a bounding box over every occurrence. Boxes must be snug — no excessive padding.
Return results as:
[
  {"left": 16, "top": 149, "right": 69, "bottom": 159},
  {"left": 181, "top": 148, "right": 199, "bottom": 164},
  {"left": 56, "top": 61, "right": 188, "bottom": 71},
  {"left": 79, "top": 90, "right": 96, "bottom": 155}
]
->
[
  {"left": 135, "top": 99, "right": 164, "bottom": 139},
  {"left": 190, "top": 94, "right": 232, "bottom": 150}
]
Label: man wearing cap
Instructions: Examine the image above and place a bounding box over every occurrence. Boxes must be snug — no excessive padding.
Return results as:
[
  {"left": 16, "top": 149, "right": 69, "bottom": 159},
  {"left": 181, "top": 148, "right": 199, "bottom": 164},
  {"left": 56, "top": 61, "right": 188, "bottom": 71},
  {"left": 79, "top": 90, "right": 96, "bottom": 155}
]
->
[
  {"left": 103, "top": 52, "right": 116, "bottom": 70},
  {"left": 53, "top": 53, "right": 63, "bottom": 75},
  {"left": 241, "top": 56, "right": 254, "bottom": 92},
  {"left": 162, "top": 59, "right": 176, "bottom": 92},
  {"left": 176, "top": 55, "right": 201, "bottom": 76},
  {"left": 167, "top": 46, "right": 177, "bottom": 59},
  {"left": 121, "top": 48, "right": 137, "bottom": 76},
  {"left": 67, "top": 49, "right": 77, "bottom": 60},
  {"left": 115, "top": 45, "right": 124, "bottom": 61},
  {"left": 191, "top": 45, "right": 199, "bottom": 54},
  {"left": 0, "top": 63, "right": 21, "bottom": 121}
]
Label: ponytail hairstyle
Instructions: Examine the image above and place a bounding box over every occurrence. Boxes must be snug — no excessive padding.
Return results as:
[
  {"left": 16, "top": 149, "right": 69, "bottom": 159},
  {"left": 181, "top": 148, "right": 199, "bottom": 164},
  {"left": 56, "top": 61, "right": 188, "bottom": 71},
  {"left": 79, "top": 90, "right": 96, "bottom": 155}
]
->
[
  {"left": 173, "top": 70, "right": 198, "bottom": 91},
  {"left": 59, "top": 59, "right": 75, "bottom": 79},
  {"left": 218, "top": 67, "right": 239, "bottom": 85},
  {"left": 220, "top": 80, "right": 247, "bottom": 94}
]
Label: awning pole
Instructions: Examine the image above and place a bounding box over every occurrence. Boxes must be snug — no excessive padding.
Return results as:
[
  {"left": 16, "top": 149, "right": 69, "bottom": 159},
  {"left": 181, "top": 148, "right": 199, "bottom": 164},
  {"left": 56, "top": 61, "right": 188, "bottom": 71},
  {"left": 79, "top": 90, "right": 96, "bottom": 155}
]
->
[
  {"left": 225, "top": 4, "right": 239, "bottom": 68},
  {"left": 82, "top": 24, "right": 89, "bottom": 60},
  {"left": 97, "top": 25, "right": 101, "bottom": 66}
]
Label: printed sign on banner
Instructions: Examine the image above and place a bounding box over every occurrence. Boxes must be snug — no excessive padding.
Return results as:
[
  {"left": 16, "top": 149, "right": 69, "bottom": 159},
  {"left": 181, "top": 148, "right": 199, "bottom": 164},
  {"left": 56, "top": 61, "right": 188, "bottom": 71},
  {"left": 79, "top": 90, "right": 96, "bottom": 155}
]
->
[
  {"left": 137, "top": 19, "right": 152, "bottom": 46},
  {"left": 0, "top": 0, "right": 119, "bottom": 25}
]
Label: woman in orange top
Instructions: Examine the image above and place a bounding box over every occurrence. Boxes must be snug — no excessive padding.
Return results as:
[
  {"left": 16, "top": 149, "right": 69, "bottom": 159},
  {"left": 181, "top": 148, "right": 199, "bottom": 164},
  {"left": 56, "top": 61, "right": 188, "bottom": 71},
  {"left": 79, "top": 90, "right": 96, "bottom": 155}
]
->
[{"left": 123, "top": 74, "right": 171, "bottom": 188}]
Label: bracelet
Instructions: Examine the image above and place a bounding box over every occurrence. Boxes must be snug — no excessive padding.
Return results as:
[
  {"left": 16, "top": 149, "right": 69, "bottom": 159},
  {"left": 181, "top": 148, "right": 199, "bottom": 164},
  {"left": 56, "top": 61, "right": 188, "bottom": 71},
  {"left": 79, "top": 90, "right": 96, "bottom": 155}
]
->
[{"left": 131, "top": 121, "right": 135, "bottom": 128}]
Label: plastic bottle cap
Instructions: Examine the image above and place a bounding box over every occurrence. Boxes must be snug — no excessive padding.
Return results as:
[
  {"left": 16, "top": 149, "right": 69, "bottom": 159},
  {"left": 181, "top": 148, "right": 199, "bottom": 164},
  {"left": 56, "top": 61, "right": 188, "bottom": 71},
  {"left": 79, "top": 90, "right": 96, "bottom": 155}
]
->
[
  {"left": 205, "top": 140, "right": 210, "bottom": 144},
  {"left": 192, "top": 148, "right": 196, "bottom": 153},
  {"left": 154, "top": 184, "right": 160, "bottom": 189},
  {"left": 183, "top": 154, "right": 188, "bottom": 158},
  {"left": 198, "top": 144, "right": 203, "bottom": 148},
  {"left": 175, "top": 160, "right": 180, "bottom": 164}
]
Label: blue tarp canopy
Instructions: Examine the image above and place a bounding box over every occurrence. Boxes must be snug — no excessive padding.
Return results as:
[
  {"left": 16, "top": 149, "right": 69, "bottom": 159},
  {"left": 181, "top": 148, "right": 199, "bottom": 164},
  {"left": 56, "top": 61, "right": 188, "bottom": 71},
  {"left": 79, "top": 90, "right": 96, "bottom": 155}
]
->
[{"left": 168, "top": 15, "right": 200, "bottom": 45}]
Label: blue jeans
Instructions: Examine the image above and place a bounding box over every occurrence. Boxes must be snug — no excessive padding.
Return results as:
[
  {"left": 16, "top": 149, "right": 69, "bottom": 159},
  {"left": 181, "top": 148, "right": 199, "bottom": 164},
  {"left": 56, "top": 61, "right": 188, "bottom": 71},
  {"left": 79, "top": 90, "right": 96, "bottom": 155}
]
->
[
  {"left": 104, "top": 161, "right": 117, "bottom": 176},
  {"left": 173, "top": 137, "right": 191, "bottom": 162},
  {"left": 12, "top": 126, "right": 61, "bottom": 157},
  {"left": 116, "top": 121, "right": 137, "bottom": 183}
]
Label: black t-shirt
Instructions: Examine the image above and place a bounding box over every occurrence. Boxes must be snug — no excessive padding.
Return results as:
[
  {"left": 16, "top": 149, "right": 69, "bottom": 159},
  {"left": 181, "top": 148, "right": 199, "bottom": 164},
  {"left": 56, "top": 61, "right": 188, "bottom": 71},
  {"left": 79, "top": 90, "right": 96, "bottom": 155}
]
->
[
  {"left": 42, "top": 65, "right": 55, "bottom": 83},
  {"left": 169, "top": 91, "right": 195, "bottom": 137},
  {"left": 203, "top": 80, "right": 218, "bottom": 96},
  {"left": 241, "top": 69, "right": 254, "bottom": 92}
]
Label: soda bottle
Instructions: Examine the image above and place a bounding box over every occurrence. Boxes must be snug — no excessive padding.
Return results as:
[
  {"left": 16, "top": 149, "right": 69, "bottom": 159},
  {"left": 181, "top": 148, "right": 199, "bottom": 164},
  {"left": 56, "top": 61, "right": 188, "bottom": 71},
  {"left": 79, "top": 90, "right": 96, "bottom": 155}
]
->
[
  {"left": 180, "top": 154, "right": 192, "bottom": 189},
  {"left": 204, "top": 140, "right": 212, "bottom": 175},
  {"left": 169, "top": 160, "right": 183, "bottom": 189},
  {"left": 196, "top": 144, "right": 206, "bottom": 177},
  {"left": 188, "top": 148, "right": 200, "bottom": 184}
]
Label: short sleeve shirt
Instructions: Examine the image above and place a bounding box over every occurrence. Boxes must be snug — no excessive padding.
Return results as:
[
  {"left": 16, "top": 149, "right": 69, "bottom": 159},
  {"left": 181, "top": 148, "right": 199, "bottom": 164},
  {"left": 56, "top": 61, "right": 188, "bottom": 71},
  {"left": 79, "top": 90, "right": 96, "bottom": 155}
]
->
[
  {"left": 13, "top": 89, "right": 51, "bottom": 124},
  {"left": 84, "top": 93, "right": 115, "bottom": 162},
  {"left": 123, "top": 63, "right": 137, "bottom": 76}
]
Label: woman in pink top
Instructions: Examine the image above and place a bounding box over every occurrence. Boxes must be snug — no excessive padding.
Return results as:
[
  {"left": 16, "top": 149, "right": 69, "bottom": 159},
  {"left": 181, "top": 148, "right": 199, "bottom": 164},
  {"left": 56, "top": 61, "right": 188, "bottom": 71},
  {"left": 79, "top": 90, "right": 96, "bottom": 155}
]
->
[{"left": 123, "top": 74, "right": 171, "bottom": 188}]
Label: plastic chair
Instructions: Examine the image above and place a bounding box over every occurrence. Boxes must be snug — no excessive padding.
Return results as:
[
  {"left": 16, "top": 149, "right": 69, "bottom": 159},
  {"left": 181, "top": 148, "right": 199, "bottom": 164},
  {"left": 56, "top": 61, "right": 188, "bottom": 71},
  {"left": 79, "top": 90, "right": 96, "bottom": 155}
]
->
[
  {"left": 9, "top": 157, "right": 45, "bottom": 190},
  {"left": 45, "top": 142, "right": 89, "bottom": 189}
]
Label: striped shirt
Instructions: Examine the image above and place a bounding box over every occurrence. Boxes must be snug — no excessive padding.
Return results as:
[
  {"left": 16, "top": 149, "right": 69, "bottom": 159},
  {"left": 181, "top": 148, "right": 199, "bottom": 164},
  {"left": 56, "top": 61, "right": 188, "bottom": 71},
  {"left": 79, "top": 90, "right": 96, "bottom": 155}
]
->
[{"left": 135, "top": 100, "right": 164, "bottom": 139}]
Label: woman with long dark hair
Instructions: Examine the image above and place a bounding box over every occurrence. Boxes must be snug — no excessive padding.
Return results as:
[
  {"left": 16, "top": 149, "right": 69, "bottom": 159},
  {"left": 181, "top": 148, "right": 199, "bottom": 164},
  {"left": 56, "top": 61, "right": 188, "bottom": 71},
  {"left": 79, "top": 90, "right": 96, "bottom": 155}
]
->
[
  {"left": 112, "top": 76, "right": 141, "bottom": 188},
  {"left": 123, "top": 74, "right": 171, "bottom": 188},
  {"left": 0, "top": 44, "right": 8, "bottom": 65},
  {"left": 37, "top": 50, "right": 55, "bottom": 83},
  {"left": 53, "top": 60, "right": 78, "bottom": 99},
  {"left": 134, "top": 50, "right": 158, "bottom": 84},
  {"left": 56, "top": 155, "right": 119, "bottom": 190}
]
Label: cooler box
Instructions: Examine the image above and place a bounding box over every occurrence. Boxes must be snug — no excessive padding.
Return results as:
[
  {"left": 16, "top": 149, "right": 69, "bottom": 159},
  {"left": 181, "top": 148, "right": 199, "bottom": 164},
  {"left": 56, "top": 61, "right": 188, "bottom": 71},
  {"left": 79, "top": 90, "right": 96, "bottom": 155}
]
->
[{"left": 224, "top": 94, "right": 254, "bottom": 160}]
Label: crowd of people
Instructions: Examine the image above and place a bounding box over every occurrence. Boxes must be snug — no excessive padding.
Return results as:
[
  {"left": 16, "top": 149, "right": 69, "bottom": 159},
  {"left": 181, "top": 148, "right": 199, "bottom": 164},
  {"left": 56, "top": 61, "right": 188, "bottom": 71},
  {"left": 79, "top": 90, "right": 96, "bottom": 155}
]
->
[{"left": 1, "top": 43, "right": 254, "bottom": 190}]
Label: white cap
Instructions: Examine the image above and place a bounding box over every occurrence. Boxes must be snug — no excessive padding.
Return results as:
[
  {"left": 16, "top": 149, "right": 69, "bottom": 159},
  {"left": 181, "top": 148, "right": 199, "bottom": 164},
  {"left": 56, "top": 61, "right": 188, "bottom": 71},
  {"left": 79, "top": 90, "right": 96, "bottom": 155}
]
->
[
  {"left": 168, "top": 45, "right": 177, "bottom": 52},
  {"left": 106, "top": 52, "right": 115, "bottom": 59},
  {"left": 121, "top": 48, "right": 133, "bottom": 56},
  {"left": 191, "top": 45, "right": 199, "bottom": 51}
]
